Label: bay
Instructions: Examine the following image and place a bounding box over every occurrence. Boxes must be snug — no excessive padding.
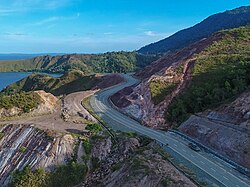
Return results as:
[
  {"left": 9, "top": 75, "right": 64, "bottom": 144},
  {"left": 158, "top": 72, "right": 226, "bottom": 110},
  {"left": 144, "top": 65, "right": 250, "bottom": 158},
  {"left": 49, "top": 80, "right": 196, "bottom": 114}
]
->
[{"left": 0, "top": 72, "right": 62, "bottom": 91}]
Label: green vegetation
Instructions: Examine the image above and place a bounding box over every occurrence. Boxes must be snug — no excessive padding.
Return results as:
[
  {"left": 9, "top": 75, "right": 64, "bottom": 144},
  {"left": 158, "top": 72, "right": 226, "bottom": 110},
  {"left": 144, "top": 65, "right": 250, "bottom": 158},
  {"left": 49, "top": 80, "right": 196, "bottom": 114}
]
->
[
  {"left": 10, "top": 161, "right": 87, "bottom": 187},
  {"left": 149, "top": 79, "right": 178, "bottom": 104},
  {"left": 85, "top": 123, "right": 102, "bottom": 133},
  {"left": 161, "top": 177, "right": 169, "bottom": 187},
  {"left": 83, "top": 139, "right": 92, "bottom": 155},
  {"left": 20, "top": 146, "right": 27, "bottom": 153},
  {"left": 0, "top": 132, "right": 4, "bottom": 140},
  {"left": 3, "top": 70, "right": 99, "bottom": 96},
  {"left": 0, "top": 52, "right": 158, "bottom": 74},
  {"left": 166, "top": 26, "right": 250, "bottom": 125},
  {"left": 46, "top": 161, "right": 87, "bottom": 187},
  {"left": 9, "top": 166, "right": 47, "bottom": 187},
  {"left": 0, "top": 92, "right": 40, "bottom": 112}
]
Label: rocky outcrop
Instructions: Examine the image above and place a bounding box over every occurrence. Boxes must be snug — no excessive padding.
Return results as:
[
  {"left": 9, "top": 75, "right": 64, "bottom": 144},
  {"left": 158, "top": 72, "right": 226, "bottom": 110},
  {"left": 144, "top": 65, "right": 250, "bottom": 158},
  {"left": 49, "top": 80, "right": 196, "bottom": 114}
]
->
[
  {"left": 31, "top": 90, "right": 58, "bottom": 114},
  {"left": 179, "top": 91, "right": 250, "bottom": 169},
  {"left": 0, "top": 124, "right": 76, "bottom": 186},
  {"left": 80, "top": 139, "right": 197, "bottom": 187},
  {"left": 92, "top": 137, "right": 112, "bottom": 161}
]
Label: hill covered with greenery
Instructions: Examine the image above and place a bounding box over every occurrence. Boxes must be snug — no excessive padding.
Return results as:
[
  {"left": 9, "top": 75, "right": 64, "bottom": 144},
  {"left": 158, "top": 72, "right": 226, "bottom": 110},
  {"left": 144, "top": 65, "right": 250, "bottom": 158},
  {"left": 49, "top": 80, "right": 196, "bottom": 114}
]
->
[
  {"left": 139, "top": 6, "right": 250, "bottom": 54},
  {"left": 166, "top": 26, "right": 250, "bottom": 125},
  {"left": 3, "top": 70, "right": 100, "bottom": 96},
  {"left": 0, "top": 51, "right": 157, "bottom": 74}
]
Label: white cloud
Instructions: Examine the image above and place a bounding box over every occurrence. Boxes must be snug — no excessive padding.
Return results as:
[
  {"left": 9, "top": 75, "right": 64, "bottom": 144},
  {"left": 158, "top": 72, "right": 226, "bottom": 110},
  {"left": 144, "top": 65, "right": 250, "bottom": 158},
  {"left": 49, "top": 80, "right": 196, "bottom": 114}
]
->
[
  {"left": 144, "top": 31, "right": 157, "bottom": 37},
  {"left": 31, "top": 14, "right": 80, "bottom": 26},
  {"left": 33, "top": 17, "right": 60, "bottom": 26},
  {"left": 0, "top": 0, "right": 76, "bottom": 15},
  {"left": 4, "top": 32, "right": 27, "bottom": 36},
  {"left": 104, "top": 32, "right": 114, "bottom": 35}
]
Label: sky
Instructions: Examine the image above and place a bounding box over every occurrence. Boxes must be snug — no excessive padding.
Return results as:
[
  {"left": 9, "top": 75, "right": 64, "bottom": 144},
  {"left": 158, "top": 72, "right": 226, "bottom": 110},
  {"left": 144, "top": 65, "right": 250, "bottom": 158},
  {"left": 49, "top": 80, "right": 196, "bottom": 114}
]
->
[{"left": 0, "top": 0, "right": 249, "bottom": 54}]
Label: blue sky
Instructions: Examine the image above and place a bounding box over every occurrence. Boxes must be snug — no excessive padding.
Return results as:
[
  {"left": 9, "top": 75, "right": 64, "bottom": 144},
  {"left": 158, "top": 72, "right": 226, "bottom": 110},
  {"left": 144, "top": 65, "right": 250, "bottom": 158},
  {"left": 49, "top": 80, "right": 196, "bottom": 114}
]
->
[{"left": 0, "top": 0, "right": 249, "bottom": 53}]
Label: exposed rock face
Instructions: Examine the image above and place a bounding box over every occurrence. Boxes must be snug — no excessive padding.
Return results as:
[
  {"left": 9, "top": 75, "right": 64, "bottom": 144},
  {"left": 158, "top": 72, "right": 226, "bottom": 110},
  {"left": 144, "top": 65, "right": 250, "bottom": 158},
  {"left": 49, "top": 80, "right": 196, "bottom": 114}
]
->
[
  {"left": 80, "top": 139, "right": 196, "bottom": 187},
  {"left": 112, "top": 34, "right": 223, "bottom": 127},
  {"left": 81, "top": 137, "right": 140, "bottom": 186},
  {"left": 92, "top": 137, "right": 112, "bottom": 161},
  {"left": 0, "top": 124, "right": 76, "bottom": 186},
  {"left": 179, "top": 91, "right": 250, "bottom": 169},
  {"left": 102, "top": 148, "right": 197, "bottom": 187},
  {"left": 31, "top": 90, "right": 58, "bottom": 114}
]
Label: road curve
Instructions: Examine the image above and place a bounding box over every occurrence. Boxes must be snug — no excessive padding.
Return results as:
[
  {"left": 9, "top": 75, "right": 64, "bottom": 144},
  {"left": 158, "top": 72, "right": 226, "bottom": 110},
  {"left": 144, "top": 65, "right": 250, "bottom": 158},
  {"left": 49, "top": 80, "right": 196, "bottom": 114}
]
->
[{"left": 90, "top": 73, "right": 250, "bottom": 187}]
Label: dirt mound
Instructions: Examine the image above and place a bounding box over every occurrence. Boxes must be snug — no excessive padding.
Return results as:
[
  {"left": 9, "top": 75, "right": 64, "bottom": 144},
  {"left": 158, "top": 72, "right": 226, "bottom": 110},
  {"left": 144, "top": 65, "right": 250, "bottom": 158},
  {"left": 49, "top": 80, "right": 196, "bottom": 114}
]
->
[{"left": 32, "top": 90, "right": 58, "bottom": 114}]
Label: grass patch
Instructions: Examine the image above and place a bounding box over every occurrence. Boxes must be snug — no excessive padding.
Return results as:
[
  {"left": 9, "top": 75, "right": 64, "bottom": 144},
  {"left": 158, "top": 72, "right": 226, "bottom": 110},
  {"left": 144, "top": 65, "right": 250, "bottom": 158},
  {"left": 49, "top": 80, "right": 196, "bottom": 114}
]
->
[
  {"left": 149, "top": 79, "right": 178, "bottom": 105},
  {"left": 86, "top": 123, "right": 102, "bottom": 133}
]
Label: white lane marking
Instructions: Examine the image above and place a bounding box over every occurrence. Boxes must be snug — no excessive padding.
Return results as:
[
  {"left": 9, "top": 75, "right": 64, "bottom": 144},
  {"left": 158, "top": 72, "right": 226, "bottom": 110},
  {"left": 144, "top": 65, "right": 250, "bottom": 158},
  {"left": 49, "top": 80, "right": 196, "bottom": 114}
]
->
[
  {"left": 200, "top": 161, "right": 205, "bottom": 165},
  {"left": 168, "top": 145, "right": 229, "bottom": 187},
  {"left": 211, "top": 168, "right": 216, "bottom": 172},
  {"left": 166, "top": 132, "right": 250, "bottom": 186},
  {"left": 191, "top": 154, "right": 195, "bottom": 158},
  {"left": 223, "top": 176, "right": 229, "bottom": 181},
  {"left": 174, "top": 144, "right": 177, "bottom": 147}
]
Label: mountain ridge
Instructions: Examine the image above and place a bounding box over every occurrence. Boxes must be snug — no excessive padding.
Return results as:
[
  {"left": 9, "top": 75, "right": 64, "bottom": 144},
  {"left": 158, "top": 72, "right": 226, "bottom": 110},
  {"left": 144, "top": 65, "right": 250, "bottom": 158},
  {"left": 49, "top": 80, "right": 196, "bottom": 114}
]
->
[{"left": 138, "top": 6, "right": 250, "bottom": 54}]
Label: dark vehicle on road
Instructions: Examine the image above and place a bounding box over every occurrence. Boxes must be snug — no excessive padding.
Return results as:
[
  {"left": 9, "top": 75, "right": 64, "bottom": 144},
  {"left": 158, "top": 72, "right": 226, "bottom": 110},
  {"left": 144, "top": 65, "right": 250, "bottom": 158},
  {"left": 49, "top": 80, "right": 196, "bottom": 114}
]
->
[{"left": 188, "top": 143, "right": 201, "bottom": 152}]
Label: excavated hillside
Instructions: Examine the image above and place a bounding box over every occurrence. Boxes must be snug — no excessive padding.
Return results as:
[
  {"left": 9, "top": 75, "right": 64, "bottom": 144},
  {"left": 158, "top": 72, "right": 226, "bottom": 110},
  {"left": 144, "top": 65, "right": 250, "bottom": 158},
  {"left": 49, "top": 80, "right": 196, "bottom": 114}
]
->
[
  {"left": 111, "top": 26, "right": 250, "bottom": 171},
  {"left": 179, "top": 91, "right": 250, "bottom": 169},
  {"left": 0, "top": 124, "right": 76, "bottom": 186},
  {"left": 111, "top": 26, "right": 250, "bottom": 128}
]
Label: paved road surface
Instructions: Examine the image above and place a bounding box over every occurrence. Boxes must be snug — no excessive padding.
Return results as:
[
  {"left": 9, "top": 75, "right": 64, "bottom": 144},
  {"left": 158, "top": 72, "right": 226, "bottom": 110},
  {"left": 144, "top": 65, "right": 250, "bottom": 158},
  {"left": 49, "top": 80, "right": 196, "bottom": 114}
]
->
[{"left": 90, "top": 74, "right": 250, "bottom": 187}]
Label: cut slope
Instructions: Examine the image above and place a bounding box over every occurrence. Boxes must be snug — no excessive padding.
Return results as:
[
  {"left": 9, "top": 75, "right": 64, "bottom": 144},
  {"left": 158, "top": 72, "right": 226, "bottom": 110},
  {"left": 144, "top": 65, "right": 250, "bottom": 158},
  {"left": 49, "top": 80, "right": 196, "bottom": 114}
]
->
[
  {"left": 138, "top": 6, "right": 250, "bottom": 54},
  {"left": 112, "top": 26, "right": 250, "bottom": 128}
]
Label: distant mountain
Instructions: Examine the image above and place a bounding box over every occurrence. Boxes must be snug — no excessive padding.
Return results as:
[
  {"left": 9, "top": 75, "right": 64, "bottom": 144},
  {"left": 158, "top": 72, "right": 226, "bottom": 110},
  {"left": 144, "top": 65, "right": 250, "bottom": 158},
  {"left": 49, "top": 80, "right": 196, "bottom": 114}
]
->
[
  {"left": 0, "top": 53, "right": 63, "bottom": 60},
  {"left": 0, "top": 52, "right": 157, "bottom": 73},
  {"left": 138, "top": 6, "right": 250, "bottom": 54}
]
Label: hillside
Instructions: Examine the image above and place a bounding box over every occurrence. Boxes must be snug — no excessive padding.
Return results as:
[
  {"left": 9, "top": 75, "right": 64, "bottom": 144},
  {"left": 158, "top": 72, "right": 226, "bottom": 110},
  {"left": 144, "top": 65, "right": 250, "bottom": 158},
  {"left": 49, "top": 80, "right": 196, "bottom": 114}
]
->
[
  {"left": 112, "top": 26, "right": 250, "bottom": 127},
  {"left": 3, "top": 70, "right": 124, "bottom": 96},
  {"left": 111, "top": 26, "right": 250, "bottom": 170},
  {"left": 0, "top": 52, "right": 157, "bottom": 74},
  {"left": 138, "top": 6, "right": 250, "bottom": 54}
]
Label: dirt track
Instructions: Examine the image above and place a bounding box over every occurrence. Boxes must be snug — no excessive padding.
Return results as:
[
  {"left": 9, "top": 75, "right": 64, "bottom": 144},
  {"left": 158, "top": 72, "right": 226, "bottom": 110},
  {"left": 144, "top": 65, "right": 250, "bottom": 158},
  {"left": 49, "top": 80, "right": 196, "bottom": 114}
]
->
[{"left": 0, "top": 91, "right": 96, "bottom": 133}]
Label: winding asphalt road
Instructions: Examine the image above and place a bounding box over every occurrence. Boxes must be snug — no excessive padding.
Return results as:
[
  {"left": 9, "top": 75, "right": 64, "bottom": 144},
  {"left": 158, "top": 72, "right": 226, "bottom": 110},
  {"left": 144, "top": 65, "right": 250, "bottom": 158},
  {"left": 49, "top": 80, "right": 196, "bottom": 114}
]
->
[{"left": 90, "top": 74, "right": 250, "bottom": 187}]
